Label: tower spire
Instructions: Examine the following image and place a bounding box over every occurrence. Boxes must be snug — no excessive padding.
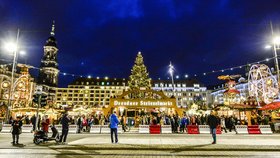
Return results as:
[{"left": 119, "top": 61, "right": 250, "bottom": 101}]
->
[{"left": 50, "top": 20, "right": 55, "bottom": 36}]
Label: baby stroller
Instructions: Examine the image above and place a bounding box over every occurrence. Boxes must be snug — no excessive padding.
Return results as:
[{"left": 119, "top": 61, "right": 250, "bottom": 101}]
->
[{"left": 33, "top": 125, "right": 60, "bottom": 145}]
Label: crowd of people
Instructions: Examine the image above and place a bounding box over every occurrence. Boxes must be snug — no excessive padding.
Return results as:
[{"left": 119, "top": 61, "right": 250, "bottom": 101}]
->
[
  {"left": 6, "top": 110, "right": 276, "bottom": 146},
  {"left": 8, "top": 111, "right": 274, "bottom": 135}
]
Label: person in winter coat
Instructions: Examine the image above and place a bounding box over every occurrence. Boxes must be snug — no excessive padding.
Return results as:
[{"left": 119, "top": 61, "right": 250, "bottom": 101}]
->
[
  {"left": 31, "top": 114, "right": 36, "bottom": 131},
  {"left": 59, "top": 113, "right": 71, "bottom": 144},
  {"left": 109, "top": 111, "right": 119, "bottom": 143},
  {"left": 208, "top": 111, "right": 219, "bottom": 144},
  {"left": 11, "top": 116, "right": 23, "bottom": 145},
  {"left": 220, "top": 115, "right": 227, "bottom": 133},
  {"left": 180, "top": 115, "right": 187, "bottom": 133},
  {"left": 41, "top": 115, "right": 50, "bottom": 133}
]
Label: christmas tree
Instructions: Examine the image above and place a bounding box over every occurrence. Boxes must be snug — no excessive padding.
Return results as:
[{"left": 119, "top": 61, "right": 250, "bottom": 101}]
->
[{"left": 128, "top": 52, "right": 151, "bottom": 90}]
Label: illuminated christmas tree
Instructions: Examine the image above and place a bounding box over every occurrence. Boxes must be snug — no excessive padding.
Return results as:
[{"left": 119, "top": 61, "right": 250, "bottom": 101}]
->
[{"left": 128, "top": 52, "right": 151, "bottom": 90}]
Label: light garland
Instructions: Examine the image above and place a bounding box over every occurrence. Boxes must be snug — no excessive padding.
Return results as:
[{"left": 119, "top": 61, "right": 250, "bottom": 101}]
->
[{"left": 0, "top": 56, "right": 276, "bottom": 80}]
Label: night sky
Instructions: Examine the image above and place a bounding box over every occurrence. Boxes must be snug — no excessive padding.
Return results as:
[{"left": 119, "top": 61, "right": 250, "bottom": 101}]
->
[{"left": 1, "top": 0, "right": 280, "bottom": 87}]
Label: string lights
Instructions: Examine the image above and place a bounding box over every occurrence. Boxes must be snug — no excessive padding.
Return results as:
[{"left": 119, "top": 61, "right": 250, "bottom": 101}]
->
[{"left": 0, "top": 56, "right": 276, "bottom": 79}]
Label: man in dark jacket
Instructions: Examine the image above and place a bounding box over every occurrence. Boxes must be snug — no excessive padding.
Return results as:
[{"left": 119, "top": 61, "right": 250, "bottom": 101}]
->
[
  {"left": 110, "top": 111, "right": 119, "bottom": 143},
  {"left": 30, "top": 114, "right": 36, "bottom": 131},
  {"left": 59, "top": 113, "right": 70, "bottom": 144},
  {"left": 11, "top": 116, "right": 23, "bottom": 145},
  {"left": 208, "top": 111, "right": 219, "bottom": 144}
]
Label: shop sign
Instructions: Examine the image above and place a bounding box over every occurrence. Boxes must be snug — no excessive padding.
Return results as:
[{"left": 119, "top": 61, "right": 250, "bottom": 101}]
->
[{"left": 113, "top": 100, "right": 173, "bottom": 106}]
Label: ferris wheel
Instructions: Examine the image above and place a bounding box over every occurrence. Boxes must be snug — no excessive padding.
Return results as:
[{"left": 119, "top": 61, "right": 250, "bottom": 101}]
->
[{"left": 248, "top": 64, "right": 279, "bottom": 104}]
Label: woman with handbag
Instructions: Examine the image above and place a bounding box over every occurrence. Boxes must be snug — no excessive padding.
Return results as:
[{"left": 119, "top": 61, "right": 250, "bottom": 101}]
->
[{"left": 11, "top": 116, "right": 23, "bottom": 145}]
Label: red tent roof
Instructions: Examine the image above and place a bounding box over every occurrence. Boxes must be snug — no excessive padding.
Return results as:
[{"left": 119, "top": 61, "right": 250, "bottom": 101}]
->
[
  {"left": 259, "top": 102, "right": 280, "bottom": 110},
  {"left": 224, "top": 89, "right": 240, "bottom": 94}
]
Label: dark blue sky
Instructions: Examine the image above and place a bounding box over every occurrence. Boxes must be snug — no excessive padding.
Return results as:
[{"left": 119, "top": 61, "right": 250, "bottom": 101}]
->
[{"left": 1, "top": 0, "right": 280, "bottom": 87}]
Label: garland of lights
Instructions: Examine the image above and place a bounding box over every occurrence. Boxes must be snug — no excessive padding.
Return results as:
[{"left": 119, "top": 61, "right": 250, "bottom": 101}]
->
[{"left": 0, "top": 56, "right": 277, "bottom": 79}]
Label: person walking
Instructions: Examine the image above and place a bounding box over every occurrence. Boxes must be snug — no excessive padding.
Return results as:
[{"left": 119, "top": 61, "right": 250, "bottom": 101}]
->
[
  {"left": 11, "top": 116, "right": 23, "bottom": 145},
  {"left": 109, "top": 111, "right": 119, "bottom": 143},
  {"left": 220, "top": 115, "right": 227, "bottom": 133},
  {"left": 208, "top": 111, "right": 219, "bottom": 144},
  {"left": 59, "top": 113, "right": 71, "bottom": 144},
  {"left": 120, "top": 115, "right": 126, "bottom": 132}
]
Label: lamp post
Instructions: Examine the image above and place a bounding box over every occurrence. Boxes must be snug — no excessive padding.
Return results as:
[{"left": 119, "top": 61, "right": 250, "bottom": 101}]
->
[
  {"left": 265, "top": 22, "right": 280, "bottom": 81},
  {"left": 169, "top": 62, "right": 180, "bottom": 110},
  {"left": 168, "top": 62, "right": 175, "bottom": 95},
  {"left": 273, "top": 36, "right": 280, "bottom": 81},
  {"left": 5, "top": 29, "right": 20, "bottom": 123}
]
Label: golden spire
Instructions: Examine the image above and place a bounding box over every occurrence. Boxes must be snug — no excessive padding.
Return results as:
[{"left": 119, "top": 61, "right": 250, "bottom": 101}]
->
[{"left": 50, "top": 20, "right": 55, "bottom": 36}]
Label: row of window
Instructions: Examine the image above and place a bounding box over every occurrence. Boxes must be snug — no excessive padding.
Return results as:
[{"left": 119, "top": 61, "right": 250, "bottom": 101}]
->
[
  {"left": 73, "top": 81, "right": 127, "bottom": 86},
  {"left": 154, "top": 83, "right": 201, "bottom": 88},
  {"left": 57, "top": 89, "right": 120, "bottom": 93},
  {"left": 57, "top": 98, "right": 110, "bottom": 101}
]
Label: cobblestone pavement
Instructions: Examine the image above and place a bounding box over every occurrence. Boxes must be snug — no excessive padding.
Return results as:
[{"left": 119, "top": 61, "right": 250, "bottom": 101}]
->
[
  {"left": 0, "top": 133, "right": 280, "bottom": 157},
  {"left": 0, "top": 149, "right": 280, "bottom": 158}
]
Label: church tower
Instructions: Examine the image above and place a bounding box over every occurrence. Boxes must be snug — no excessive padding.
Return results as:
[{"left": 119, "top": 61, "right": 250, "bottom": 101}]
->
[{"left": 38, "top": 21, "right": 59, "bottom": 89}]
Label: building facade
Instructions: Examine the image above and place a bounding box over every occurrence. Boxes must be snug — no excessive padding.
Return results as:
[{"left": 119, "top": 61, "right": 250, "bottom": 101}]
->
[{"left": 55, "top": 77, "right": 212, "bottom": 110}]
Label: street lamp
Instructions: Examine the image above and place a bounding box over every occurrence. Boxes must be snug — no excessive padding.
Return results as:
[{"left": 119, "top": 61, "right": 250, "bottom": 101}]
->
[
  {"left": 5, "top": 29, "right": 20, "bottom": 123},
  {"left": 168, "top": 62, "right": 175, "bottom": 95},
  {"left": 265, "top": 36, "right": 280, "bottom": 81}
]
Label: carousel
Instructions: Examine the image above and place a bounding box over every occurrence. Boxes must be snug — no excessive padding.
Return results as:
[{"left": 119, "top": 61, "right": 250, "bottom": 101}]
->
[{"left": 216, "top": 74, "right": 259, "bottom": 124}]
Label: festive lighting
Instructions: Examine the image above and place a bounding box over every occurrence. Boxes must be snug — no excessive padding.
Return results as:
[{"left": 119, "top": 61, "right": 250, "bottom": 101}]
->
[{"left": 5, "top": 56, "right": 274, "bottom": 80}]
